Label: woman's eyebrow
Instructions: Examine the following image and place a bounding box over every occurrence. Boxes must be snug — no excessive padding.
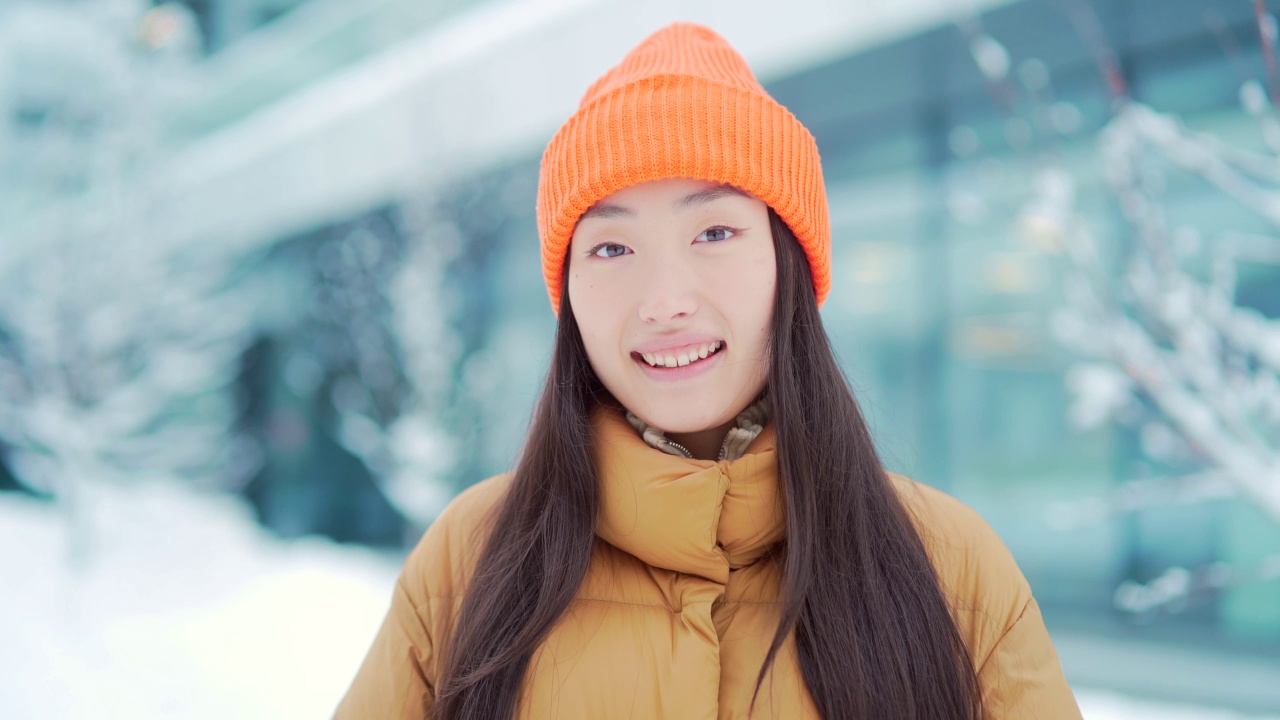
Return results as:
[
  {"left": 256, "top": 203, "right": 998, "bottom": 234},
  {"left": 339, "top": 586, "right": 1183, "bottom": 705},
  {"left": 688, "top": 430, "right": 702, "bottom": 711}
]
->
[
  {"left": 579, "top": 203, "right": 634, "bottom": 221},
  {"left": 578, "top": 184, "right": 749, "bottom": 222},
  {"left": 674, "top": 184, "right": 751, "bottom": 211}
]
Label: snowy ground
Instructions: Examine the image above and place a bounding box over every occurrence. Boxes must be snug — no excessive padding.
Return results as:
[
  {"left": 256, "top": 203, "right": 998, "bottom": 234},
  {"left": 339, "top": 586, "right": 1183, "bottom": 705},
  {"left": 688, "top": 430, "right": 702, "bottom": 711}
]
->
[
  {"left": 0, "top": 484, "right": 400, "bottom": 720},
  {"left": 1, "top": 485, "right": 1276, "bottom": 720}
]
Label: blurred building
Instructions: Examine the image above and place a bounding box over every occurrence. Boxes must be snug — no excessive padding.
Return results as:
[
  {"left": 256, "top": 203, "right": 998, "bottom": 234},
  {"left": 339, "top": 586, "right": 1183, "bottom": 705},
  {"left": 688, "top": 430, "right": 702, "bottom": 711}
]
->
[
  {"left": 2, "top": 0, "right": 1278, "bottom": 712},
  {"left": 176, "top": 0, "right": 308, "bottom": 51}
]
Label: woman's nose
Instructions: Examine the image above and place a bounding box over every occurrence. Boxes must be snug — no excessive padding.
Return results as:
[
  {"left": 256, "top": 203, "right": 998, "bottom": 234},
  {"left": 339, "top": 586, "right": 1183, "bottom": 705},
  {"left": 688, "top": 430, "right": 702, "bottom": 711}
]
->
[{"left": 636, "top": 256, "right": 699, "bottom": 323}]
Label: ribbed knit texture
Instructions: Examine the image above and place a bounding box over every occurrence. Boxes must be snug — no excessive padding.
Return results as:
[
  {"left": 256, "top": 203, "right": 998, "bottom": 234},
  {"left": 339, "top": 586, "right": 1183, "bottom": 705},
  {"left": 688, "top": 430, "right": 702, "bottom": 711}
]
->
[{"left": 536, "top": 22, "right": 831, "bottom": 313}]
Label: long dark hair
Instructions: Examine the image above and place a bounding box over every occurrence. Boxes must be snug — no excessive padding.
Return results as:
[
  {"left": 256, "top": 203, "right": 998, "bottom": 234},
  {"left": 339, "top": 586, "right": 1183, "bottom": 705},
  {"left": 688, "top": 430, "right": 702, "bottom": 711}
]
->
[{"left": 431, "top": 211, "right": 985, "bottom": 719}]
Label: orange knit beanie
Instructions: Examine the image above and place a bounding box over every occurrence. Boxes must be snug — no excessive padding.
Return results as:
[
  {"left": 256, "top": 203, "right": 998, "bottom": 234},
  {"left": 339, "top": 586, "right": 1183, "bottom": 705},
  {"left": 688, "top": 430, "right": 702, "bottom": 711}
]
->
[{"left": 536, "top": 22, "right": 831, "bottom": 314}]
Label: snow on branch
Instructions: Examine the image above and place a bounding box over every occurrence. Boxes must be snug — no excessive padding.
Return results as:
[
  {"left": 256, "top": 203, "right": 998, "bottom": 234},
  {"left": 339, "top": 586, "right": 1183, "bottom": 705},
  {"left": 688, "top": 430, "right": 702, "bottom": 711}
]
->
[
  {"left": 1045, "top": 101, "right": 1280, "bottom": 523},
  {"left": 954, "top": 2, "right": 1280, "bottom": 617}
]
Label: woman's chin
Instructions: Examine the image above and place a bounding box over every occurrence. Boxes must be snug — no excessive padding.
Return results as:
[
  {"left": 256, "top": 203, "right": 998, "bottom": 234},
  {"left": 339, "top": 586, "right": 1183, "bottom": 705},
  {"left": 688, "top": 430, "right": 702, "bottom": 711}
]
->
[{"left": 627, "top": 404, "right": 734, "bottom": 435}]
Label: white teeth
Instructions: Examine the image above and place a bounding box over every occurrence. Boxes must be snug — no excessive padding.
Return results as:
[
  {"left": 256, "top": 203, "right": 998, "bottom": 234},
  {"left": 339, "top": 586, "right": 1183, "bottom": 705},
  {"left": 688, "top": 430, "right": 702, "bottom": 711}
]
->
[{"left": 640, "top": 343, "right": 724, "bottom": 368}]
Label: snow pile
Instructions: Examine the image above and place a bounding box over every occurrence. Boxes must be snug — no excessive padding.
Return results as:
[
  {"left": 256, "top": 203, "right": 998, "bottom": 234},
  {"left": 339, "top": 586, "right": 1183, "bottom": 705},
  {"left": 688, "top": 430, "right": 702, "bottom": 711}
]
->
[{"left": 0, "top": 485, "right": 400, "bottom": 720}]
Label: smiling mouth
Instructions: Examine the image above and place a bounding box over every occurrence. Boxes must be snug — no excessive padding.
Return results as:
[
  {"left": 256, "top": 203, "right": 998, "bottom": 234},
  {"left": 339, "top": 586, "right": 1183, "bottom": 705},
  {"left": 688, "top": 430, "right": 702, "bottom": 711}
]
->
[{"left": 633, "top": 341, "right": 724, "bottom": 369}]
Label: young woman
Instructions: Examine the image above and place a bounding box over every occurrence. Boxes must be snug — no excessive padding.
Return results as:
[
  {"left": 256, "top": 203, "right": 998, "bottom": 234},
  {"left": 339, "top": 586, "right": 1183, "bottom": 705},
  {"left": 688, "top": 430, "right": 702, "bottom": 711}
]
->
[{"left": 335, "top": 22, "right": 1082, "bottom": 720}]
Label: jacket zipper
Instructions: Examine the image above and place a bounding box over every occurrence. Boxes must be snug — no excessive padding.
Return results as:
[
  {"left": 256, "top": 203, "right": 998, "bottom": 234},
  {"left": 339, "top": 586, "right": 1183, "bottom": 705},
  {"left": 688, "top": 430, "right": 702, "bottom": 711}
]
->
[
  {"left": 663, "top": 438, "right": 693, "bottom": 458},
  {"left": 662, "top": 438, "right": 729, "bottom": 462}
]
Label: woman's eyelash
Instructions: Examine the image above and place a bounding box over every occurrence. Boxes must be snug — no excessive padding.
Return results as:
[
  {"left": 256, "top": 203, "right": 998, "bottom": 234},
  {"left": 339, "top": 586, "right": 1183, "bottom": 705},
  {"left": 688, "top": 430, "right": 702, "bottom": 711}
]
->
[
  {"left": 585, "top": 226, "right": 739, "bottom": 257},
  {"left": 697, "top": 226, "right": 739, "bottom": 242},
  {"left": 586, "top": 242, "right": 630, "bottom": 258}
]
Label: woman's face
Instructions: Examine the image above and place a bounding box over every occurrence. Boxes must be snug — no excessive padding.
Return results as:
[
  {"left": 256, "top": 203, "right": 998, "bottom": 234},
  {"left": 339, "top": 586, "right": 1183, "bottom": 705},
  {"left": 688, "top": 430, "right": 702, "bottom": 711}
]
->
[{"left": 568, "top": 178, "right": 775, "bottom": 434}]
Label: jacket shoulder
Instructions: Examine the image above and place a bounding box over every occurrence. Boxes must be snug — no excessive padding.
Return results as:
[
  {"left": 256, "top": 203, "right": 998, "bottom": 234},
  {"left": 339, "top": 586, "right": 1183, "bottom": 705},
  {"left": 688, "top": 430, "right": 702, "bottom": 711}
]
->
[
  {"left": 332, "top": 474, "right": 515, "bottom": 718},
  {"left": 886, "top": 472, "right": 1034, "bottom": 663},
  {"left": 401, "top": 473, "right": 514, "bottom": 599}
]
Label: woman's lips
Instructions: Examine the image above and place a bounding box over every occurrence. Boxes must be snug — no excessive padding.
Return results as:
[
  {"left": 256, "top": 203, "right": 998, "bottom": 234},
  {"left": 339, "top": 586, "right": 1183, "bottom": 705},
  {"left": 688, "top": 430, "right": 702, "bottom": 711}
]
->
[
  {"left": 630, "top": 333, "right": 724, "bottom": 356},
  {"left": 634, "top": 340, "right": 723, "bottom": 369},
  {"left": 632, "top": 342, "right": 725, "bottom": 382}
]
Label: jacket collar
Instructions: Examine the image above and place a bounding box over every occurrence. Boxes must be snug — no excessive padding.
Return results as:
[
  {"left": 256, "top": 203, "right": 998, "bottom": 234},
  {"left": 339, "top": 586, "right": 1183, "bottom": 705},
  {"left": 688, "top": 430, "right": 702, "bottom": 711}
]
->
[
  {"left": 591, "top": 404, "right": 785, "bottom": 584},
  {"left": 625, "top": 395, "right": 770, "bottom": 461}
]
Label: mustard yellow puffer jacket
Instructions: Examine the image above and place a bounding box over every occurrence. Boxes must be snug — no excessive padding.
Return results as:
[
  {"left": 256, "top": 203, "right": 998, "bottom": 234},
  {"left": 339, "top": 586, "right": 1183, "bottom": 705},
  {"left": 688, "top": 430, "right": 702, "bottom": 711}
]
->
[{"left": 335, "top": 406, "right": 1083, "bottom": 719}]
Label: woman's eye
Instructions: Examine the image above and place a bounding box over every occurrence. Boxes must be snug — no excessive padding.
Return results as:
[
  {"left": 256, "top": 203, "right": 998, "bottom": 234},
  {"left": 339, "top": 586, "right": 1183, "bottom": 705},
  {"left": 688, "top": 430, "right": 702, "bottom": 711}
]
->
[
  {"left": 696, "top": 227, "right": 736, "bottom": 243},
  {"left": 591, "top": 243, "right": 631, "bottom": 258}
]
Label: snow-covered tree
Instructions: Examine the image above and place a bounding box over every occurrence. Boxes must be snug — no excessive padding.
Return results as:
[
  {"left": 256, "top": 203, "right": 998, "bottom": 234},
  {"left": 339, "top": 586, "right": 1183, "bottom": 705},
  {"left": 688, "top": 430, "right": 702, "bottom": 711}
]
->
[
  {"left": 954, "top": 4, "right": 1280, "bottom": 617},
  {"left": 332, "top": 160, "right": 551, "bottom": 534},
  {"left": 1044, "top": 104, "right": 1280, "bottom": 518},
  {"left": 0, "top": 0, "right": 257, "bottom": 563},
  {"left": 274, "top": 202, "right": 461, "bottom": 532}
]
